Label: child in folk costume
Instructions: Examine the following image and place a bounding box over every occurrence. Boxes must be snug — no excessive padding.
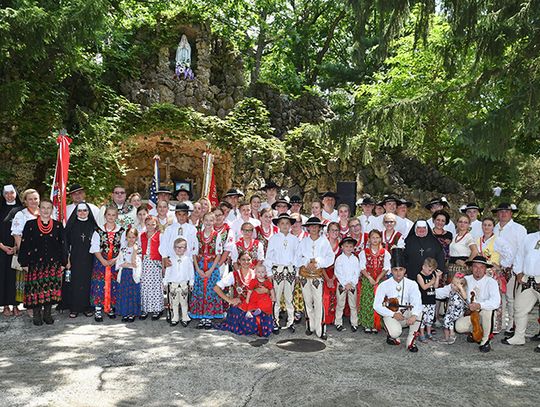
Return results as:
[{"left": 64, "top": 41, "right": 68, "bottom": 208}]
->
[
  {"left": 230, "top": 222, "right": 265, "bottom": 269},
  {"left": 190, "top": 212, "right": 224, "bottom": 329},
  {"left": 439, "top": 273, "right": 468, "bottom": 344},
  {"left": 90, "top": 206, "right": 124, "bottom": 322},
  {"left": 289, "top": 213, "right": 307, "bottom": 323},
  {"left": 116, "top": 228, "right": 142, "bottom": 322},
  {"left": 348, "top": 218, "right": 368, "bottom": 256},
  {"left": 139, "top": 216, "right": 164, "bottom": 320},
  {"left": 322, "top": 222, "right": 341, "bottom": 326},
  {"left": 255, "top": 208, "right": 278, "bottom": 252},
  {"left": 242, "top": 264, "right": 275, "bottom": 318},
  {"left": 416, "top": 257, "right": 442, "bottom": 342},
  {"left": 334, "top": 237, "right": 360, "bottom": 332},
  {"left": 163, "top": 238, "right": 194, "bottom": 327},
  {"left": 359, "top": 230, "right": 391, "bottom": 333},
  {"left": 213, "top": 207, "right": 234, "bottom": 278}
]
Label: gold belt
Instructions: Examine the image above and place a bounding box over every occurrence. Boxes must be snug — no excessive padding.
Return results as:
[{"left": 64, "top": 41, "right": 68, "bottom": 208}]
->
[{"left": 299, "top": 266, "right": 323, "bottom": 279}]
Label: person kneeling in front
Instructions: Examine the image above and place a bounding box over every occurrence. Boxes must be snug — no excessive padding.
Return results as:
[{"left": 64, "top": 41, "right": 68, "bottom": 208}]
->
[
  {"left": 436, "top": 256, "right": 500, "bottom": 352},
  {"left": 373, "top": 248, "right": 422, "bottom": 352}
]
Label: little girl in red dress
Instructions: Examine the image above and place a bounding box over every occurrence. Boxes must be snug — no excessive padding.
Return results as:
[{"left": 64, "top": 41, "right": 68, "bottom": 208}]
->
[{"left": 241, "top": 264, "right": 275, "bottom": 317}]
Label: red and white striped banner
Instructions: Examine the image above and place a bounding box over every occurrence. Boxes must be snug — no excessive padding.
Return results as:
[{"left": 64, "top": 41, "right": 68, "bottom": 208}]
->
[{"left": 50, "top": 130, "right": 72, "bottom": 225}]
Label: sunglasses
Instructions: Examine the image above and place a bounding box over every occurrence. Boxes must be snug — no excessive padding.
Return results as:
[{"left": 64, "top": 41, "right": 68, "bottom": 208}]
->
[
  {"left": 384, "top": 221, "right": 395, "bottom": 224},
  {"left": 242, "top": 229, "right": 254, "bottom": 232}
]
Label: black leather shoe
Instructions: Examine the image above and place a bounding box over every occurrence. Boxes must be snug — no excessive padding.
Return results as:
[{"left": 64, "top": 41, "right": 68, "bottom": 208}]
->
[
  {"left": 408, "top": 345, "right": 418, "bottom": 353},
  {"left": 288, "top": 325, "right": 295, "bottom": 333},
  {"left": 94, "top": 315, "right": 103, "bottom": 323},
  {"left": 196, "top": 321, "right": 205, "bottom": 329},
  {"left": 504, "top": 328, "right": 515, "bottom": 337},
  {"left": 151, "top": 312, "right": 161, "bottom": 321},
  {"left": 501, "top": 338, "right": 511, "bottom": 345},
  {"left": 108, "top": 312, "right": 116, "bottom": 319},
  {"left": 531, "top": 331, "right": 540, "bottom": 342},
  {"left": 336, "top": 325, "right": 344, "bottom": 332},
  {"left": 466, "top": 334, "right": 477, "bottom": 343},
  {"left": 320, "top": 333, "right": 327, "bottom": 340},
  {"left": 204, "top": 321, "right": 212, "bottom": 330},
  {"left": 180, "top": 321, "right": 188, "bottom": 327},
  {"left": 121, "top": 316, "right": 128, "bottom": 322},
  {"left": 351, "top": 326, "right": 358, "bottom": 333},
  {"left": 534, "top": 346, "right": 540, "bottom": 353},
  {"left": 479, "top": 341, "right": 491, "bottom": 353},
  {"left": 170, "top": 321, "right": 179, "bottom": 326},
  {"left": 305, "top": 329, "right": 313, "bottom": 336},
  {"left": 386, "top": 336, "right": 400, "bottom": 346},
  {"left": 140, "top": 312, "right": 148, "bottom": 320}
]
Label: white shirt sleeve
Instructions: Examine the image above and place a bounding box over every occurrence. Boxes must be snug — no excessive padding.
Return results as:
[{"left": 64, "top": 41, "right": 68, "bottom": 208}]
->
[
  {"left": 11, "top": 211, "right": 25, "bottom": 236},
  {"left": 89, "top": 231, "right": 101, "bottom": 254},
  {"left": 216, "top": 272, "right": 235, "bottom": 289},
  {"left": 358, "top": 251, "right": 367, "bottom": 270},
  {"left": 230, "top": 244, "right": 239, "bottom": 263},
  {"left": 435, "top": 284, "right": 452, "bottom": 300},
  {"left": 264, "top": 237, "right": 276, "bottom": 275},
  {"left": 383, "top": 251, "right": 391, "bottom": 271},
  {"left": 257, "top": 241, "right": 265, "bottom": 261}
]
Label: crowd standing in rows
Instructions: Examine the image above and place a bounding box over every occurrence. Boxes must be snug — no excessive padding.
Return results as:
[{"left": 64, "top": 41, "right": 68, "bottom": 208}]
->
[{"left": 0, "top": 181, "right": 539, "bottom": 354}]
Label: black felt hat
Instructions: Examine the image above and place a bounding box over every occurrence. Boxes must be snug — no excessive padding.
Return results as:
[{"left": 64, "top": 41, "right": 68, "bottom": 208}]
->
[
  {"left": 68, "top": 184, "right": 84, "bottom": 194},
  {"left": 271, "top": 196, "right": 292, "bottom": 210},
  {"left": 320, "top": 191, "right": 339, "bottom": 200},
  {"left": 466, "top": 256, "right": 493, "bottom": 268},
  {"left": 157, "top": 187, "right": 173, "bottom": 195},
  {"left": 390, "top": 248, "right": 407, "bottom": 269},
  {"left": 302, "top": 217, "right": 326, "bottom": 228},
  {"left": 289, "top": 195, "right": 303, "bottom": 204},
  {"left": 491, "top": 202, "right": 518, "bottom": 214},
  {"left": 339, "top": 237, "right": 358, "bottom": 247},
  {"left": 174, "top": 203, "right": 193, "bottom": 213},
  {"left": 174, "top": 186, "right": 193, "bottom": 200},
  {"left": 358, "top": 196, "right": 376, "bottom": 206},
  {"left": 459, "top": 203, "right": 484, "bottom": 213},
  {"left": 381, "top": 195, "right": 400, "bottom": 205},
  {"left": 397, "top": 198, "right": 414, "bottom": 208},
  {"left": 425, "top": 197, "right": 450, "bottom": 210},
  {"left": 272, "top": 213, "right": 296, "bottom": 226},
  {"left": 223, "top": 188, "right": 245, "bottom": 198}
]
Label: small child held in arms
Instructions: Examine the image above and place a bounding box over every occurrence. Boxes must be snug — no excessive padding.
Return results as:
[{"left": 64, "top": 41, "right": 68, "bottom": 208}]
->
[
  {"left": 439, "top": 273, "right": 468, "bottom": 344},
  {"left": 416, "top": 257, "right": 442, "bottom": 342},
  {"left": 163, "top": 237, "right": 194, "bottom": 327},
  {"left": 116, "top": 227, "right": 142, "bottom": 323},
  {"left": 241, "top": 264, "right": 275, "bottom": 318}
]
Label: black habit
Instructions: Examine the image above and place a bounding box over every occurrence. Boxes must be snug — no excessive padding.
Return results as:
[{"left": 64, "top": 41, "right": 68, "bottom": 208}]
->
[{"left": 404, "top": 221, "right": 446, "bottom": 280}]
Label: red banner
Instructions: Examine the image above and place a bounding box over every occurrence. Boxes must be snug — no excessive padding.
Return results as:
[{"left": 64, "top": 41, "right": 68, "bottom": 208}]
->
[
  {"left": 209, "top": 169, "right": 219, "bottom": 207},
  {"left": 50, "top": 131, "right": 72, "bottom": 225}
]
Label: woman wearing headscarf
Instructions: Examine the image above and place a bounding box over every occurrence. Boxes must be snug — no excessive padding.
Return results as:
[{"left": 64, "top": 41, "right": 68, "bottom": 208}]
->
[
  {"left": 0, "top": 185, "right": 23, "bottom": 316},
  {"left": 63, "top": 203, "right": 98, "bottom": 318}
]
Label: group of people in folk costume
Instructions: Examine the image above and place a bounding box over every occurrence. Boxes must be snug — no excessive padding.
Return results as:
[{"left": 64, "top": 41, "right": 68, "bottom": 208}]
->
[{"left": 1, "top": 180, "right": 539, "bottom": 354}]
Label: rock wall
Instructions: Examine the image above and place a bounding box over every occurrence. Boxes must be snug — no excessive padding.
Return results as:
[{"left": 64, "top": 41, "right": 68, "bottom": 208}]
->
[
  {"left": 121, "top": 24, "right": 245, "bottom": 118},
  {"left": 250, "top": 82, "right": 333, "bottom": 137}
]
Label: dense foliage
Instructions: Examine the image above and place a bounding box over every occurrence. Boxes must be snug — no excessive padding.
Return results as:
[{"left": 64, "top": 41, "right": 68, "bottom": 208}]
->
[{"left": 0, "top": 0, "right": 539, "bottom": 206}]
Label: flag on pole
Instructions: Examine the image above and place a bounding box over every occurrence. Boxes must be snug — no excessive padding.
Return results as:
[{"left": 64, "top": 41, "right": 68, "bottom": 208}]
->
[
  {"left": 50, "top": 129, "right": 72, "bottom": 225},
  {"left": 148, "top": 155, "right": 160, "bottom": 208},
  {"left": 202, "top": 151, "right": 219, "bottom": 207}
]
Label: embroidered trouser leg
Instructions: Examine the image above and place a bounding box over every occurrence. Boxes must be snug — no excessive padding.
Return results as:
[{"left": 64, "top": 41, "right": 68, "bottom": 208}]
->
[
  {"left": 169, "top": 283, "right": 191, "bottom": 323},
  {"left": 335, "top": 285, "right": 357, "bottom": 327},
  {"left": 273, "top": 266, "right": 295, "bottom": 327},
  {"left": 506, "top": 287, "right": 540, "bottom": 345},
  {"left": 455, "top": 309, "right": 494, "bottom": 346},
  {"left": 301, "top": 277, "right": 324, "bottom": 337},
  {"left": 383, "top": 310, "right": 420, "bottom": 347}
]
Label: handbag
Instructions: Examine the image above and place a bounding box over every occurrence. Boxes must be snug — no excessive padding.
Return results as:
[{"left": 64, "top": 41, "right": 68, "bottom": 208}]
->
[{"left": 11, "top": 254, "right": 22, "bottom": 271}]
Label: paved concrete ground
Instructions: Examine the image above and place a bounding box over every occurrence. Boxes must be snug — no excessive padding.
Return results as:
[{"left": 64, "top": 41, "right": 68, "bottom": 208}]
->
[{"left": 0, "top": 309, "right": 538, "bottom": 407}]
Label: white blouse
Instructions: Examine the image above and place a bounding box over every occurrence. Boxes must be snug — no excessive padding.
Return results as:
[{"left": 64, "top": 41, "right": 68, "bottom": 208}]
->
[
  {"left": 11, "top": 208, "right": 37, "bottom": 236},
  {"left": 449, "top": 232, "right": 476, "bottom": 257}
]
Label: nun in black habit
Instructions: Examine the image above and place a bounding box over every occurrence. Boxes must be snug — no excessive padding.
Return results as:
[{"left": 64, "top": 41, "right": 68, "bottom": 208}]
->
[
  {"left": 63, "top": 202, "right": 97, "bottom": 317},
  {"left": 404, "top": 220, "right": 446, "bottom": 280},
  {"left": 0, "top": 185, "right": 23, "bottom": 315}
]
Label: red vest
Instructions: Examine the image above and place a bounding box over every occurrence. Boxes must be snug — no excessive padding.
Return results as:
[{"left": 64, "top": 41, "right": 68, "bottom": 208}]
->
[{"left": 141, "top": 231, "right": 162, "bottom": 261}]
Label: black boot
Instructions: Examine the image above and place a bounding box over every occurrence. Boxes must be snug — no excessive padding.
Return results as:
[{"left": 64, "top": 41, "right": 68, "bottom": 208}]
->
[
  {"left": 43, "top": 304, "right": 54, "bottom": 325},
  {"left": 33, "top": 307, "right": 43, "bottom": 326}
]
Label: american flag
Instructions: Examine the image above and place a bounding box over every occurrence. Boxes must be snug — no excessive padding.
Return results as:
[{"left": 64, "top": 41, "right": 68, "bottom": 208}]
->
[{"left": 148, "top": 156, "right": 160, "bottom": 208}]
